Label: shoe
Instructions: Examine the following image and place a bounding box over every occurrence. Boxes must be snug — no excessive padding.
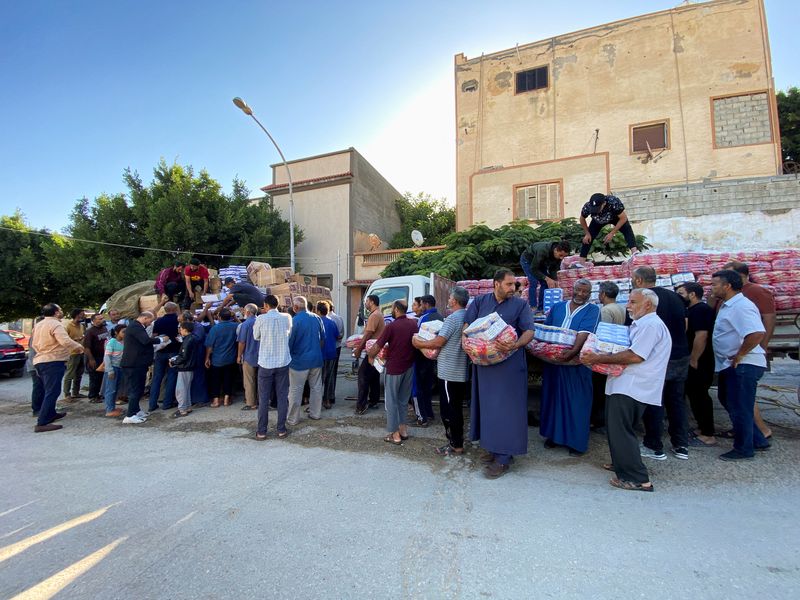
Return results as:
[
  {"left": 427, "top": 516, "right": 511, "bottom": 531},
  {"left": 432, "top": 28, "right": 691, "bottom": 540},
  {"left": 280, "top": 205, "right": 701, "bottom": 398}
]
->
[
  {"left": 74, "top": 393, "right": 88, "bottom": 398},
  {"left": 277, "top": 429, "right": 291, "bottom": 439},
  {"left": 307, "top": 414, "right": 321, "bottom": 421},
  {"left": 115, "top": 399, "right": 126, "bottom": 406},
  {"left": 61, "top": 396, "right": 78, "bottom": 404},
  {"left": 123, "top": 415, "right": 147, "bottom": 424},
  {"left": 368, "top": 403, "right": 379, "bottom": 410},
  {"left": 543, "top": 438, "right": 558, "bottom": 449},
  {"left": 323, "top": 401, "right": 332, "bottom": 410},
  {"left": 51, "top": 412, "right": 67, "bottom": 422},
  {"left": 355, "top": 406, "right": 368, "bottom": 415},
  {"left": 755, "top": 444, "right": 771, "bottom": 452},
  {"left": 671, "top": 446, "right": 689, "bottom": 460},
  {"left": 241, "top": 405, "right": 256, "bottom": 411},
  {"left": 640, "top": 445, "right": 667, "bottom": 461},
  {"left": 171, "top": 410, "right": 192, "bottom": 418},
  {"left": 719, "top": 450, "right": 754, "bottom": 462},
  {"left": 34, "top": 424, "right": 63, "bottom": 433},
  {"left": 147, "top": 406, "right": 159, "bottom": 412},
  {"left": 568, "top": 448, "right": 585, "bottom": 457},
  {"left": 105, "top": 409, "right": 124, "bottom": 417},
  {"left": 484, "top": 461, "right": 510, "bottom": 479},
  {"left": 89, "top": 397, "right": 103, "bottom": 404},
  {"left": 136, "top": 410, "right": 150, "bottom": 418},
  {"left": 412, "top": 418, "right": 429, "bottom": 428}
]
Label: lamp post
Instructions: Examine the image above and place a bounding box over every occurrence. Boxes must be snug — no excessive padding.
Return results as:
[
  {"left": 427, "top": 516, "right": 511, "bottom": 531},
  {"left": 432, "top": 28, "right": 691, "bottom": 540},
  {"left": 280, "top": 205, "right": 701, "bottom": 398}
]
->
[{"left": 232, "top": 97, "right": 295, "bottom": 273}]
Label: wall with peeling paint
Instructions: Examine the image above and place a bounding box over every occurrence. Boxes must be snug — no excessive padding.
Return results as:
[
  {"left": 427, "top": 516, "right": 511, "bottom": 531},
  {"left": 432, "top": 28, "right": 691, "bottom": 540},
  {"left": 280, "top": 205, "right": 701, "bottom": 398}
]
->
[{"left": 454, "top": 0, "right": 781, "bottom": 231}]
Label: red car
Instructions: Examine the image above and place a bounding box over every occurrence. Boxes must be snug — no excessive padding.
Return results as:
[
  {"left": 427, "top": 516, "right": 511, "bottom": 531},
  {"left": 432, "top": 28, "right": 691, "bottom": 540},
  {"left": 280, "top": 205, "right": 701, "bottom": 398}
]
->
[
  {"left": 2, "top": 330, "right": 29, "bottom": 351},
  {"left": 0, "top": 330, "right": 26, "bottom": 377}
]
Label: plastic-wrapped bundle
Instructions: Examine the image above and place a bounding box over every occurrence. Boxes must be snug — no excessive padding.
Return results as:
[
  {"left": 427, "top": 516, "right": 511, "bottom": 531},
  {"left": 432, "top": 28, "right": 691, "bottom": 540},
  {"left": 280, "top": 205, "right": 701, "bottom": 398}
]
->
[
  {"left": 462, "top": 325, "right": 518, "bottom": 366},
  {"left": 412, "top": 335, "right": 441, "bottom": 360},
  {"left": 560, "top": 256, "right": 593, "bottom": 270},
  {"left": 542, "top": 288, "right": 563, "bottom": 313},
  {"left": 464, "top": 312, "right": 509, "bottom": 341},
  {"left": 345, "top": 334, "right": 363, "bottom": 349},
  {"left": 580, "top": 333, "right": 627, "bottom": 376},
  {"left": 533, "top": 323, "right": 577, "bottom": 346},
  {"left": 418, "top": 320, "right": 444, "bottom": 341},
  {"left": 772, "top": 258, "right": 800, "bottom": 271},
  {"left": 525, "top": 341, "right": 580, "bottom": 365}
]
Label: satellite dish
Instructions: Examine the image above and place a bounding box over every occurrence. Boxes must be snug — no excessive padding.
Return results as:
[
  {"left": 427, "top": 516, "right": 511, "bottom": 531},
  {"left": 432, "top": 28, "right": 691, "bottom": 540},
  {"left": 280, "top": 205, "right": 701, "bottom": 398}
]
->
[{"left": 411, "top": 230, "right": 424, "bottom": 247}]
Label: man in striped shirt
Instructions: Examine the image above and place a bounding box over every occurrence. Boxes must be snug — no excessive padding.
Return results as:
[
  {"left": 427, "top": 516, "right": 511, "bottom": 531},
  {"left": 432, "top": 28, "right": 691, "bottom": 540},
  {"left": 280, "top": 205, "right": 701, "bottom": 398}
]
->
[
  {"left": 252, "top": 294, "right": 292, "bottom": 440},
  {"left": 412, "top": 287, "right": 470, "bottom": 456}
]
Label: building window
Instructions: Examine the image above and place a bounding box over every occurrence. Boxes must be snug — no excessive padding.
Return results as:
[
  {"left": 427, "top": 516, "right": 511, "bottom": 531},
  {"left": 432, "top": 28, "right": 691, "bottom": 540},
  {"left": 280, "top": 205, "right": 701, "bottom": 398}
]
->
[
  {"left": 631, "top": 121, "right": 669, "bottom": 154},
  {"left": 515, "top": 66, "right": 548, "bottom": 94},
  {"left": 515, "top": 182, "right": 562, "bottom": 221},
  {"left": 316, "top": 274, "right": 333, "bottom": 289}
]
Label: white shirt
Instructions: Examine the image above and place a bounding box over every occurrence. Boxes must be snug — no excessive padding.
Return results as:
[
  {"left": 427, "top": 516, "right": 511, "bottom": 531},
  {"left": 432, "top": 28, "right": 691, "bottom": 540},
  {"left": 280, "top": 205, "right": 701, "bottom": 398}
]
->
[
  {"left": 606, "top": 312, "right": 672, "bottom": 406},
  {"left": 713, "top": 292, "right": 766, "bottom": 371},
  {"left": 329, "top": 311, "right": 345, "bottom": 348},
  {"left": 252, "top": 310, "right": 292, "bottom": 369}
]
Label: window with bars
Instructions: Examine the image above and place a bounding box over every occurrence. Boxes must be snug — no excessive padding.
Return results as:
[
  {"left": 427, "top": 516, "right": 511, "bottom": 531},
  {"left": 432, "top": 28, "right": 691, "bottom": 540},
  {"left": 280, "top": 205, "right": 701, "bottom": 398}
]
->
[
  {"left": 515, "top": 182, "right": 562, "bottom": 221},
  {"left": 631, "top": 122, "right": 669, "bottom": 153},
  {"left": 515, "top": 66, "right": 548, "bottom": 93}
]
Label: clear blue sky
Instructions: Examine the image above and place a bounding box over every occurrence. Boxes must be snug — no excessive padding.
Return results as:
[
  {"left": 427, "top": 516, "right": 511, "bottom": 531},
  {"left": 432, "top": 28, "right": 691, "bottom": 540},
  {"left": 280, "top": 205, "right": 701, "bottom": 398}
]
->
[{"left": 0, "top": 0, "right": 796, "bottom": 232}]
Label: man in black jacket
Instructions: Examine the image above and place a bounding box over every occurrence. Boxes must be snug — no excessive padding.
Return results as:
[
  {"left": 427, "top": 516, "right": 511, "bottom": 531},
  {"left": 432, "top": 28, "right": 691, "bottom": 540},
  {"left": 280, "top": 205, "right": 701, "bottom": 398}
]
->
[
  {"left": 148, "top": 302, "right": 180, "bottom": 412},
  {"left": 519, "top": 240, "right": 571, "bottom": 311},
  {"left": 170, "top": 321, "right": 198, "bottom": 418},
  {"left": 121, "top": 311, "right": 168, "bottom": 424}
]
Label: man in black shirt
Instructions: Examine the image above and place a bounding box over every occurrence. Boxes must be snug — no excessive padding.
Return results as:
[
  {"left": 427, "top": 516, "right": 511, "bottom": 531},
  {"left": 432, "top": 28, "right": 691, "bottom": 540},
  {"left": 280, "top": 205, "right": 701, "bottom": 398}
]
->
[
  {"left": 220, "top": 277, "right": 265, "bottom": 311},
  {"left": 148, "top": 302, "right": 181, "bottom": 412},
  {"left": 631, "top": 266, "right": 690, "bottom": 460},
  {"left": 677, "top": 283, "right": 717, "bottom": 446},
  {"left": 579, "top": 193, "right": 639, "bottom": 258},
  {"left": 121, "top": 311, "right": 168, "bottom": 424}
]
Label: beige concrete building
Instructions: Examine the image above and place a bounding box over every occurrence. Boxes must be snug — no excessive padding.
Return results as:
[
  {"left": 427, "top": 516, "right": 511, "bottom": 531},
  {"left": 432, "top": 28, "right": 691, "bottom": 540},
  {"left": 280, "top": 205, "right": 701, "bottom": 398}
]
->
[
  {"left": 258, "top": 148, "right": 402, "bottom": 332},
  {"left": 454, "top": 0, "right": 782, "bottom": 231}
]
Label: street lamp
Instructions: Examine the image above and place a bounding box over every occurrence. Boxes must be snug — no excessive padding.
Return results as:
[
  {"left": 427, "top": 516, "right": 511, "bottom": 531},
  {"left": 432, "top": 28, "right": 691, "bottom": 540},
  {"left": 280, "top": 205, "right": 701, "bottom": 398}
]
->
[{"left": 232, "top": 97, "right": 296, "bottom": 273}]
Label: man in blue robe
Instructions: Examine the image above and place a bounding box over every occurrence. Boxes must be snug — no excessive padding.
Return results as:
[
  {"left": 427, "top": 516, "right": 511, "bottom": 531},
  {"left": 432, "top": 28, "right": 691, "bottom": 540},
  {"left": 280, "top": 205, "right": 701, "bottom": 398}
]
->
[
  {"left": 465, "top": 268, "right": 535, "bottom": 479},
  {"left": 539, "top": 279, "right": 600, "bottom": 455}
]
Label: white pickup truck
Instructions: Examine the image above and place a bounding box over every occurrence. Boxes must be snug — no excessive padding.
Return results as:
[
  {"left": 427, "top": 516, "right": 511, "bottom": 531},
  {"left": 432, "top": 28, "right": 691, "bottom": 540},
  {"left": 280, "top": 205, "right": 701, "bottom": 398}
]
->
[{"left": 353, "top": 273, "right": 456, "bottom": 330}]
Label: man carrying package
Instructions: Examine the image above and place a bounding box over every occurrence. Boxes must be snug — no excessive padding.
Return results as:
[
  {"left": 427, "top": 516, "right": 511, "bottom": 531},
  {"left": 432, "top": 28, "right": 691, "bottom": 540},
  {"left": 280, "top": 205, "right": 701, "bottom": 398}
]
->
[{"left": 463, "top": 269, "right": 535, "bottom": 479}]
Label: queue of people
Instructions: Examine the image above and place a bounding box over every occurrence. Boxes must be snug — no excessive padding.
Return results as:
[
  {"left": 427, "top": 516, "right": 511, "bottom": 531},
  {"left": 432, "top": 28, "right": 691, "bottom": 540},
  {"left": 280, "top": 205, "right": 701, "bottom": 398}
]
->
[{"left": 27, "top": 251, "right": 777, "bottom": 491}]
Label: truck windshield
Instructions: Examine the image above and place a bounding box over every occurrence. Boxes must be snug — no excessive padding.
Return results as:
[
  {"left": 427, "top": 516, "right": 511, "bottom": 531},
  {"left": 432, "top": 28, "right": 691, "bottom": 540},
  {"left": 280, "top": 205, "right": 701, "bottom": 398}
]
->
[{"left": 368, "top": 285, "right": 410, "bottom": 318}]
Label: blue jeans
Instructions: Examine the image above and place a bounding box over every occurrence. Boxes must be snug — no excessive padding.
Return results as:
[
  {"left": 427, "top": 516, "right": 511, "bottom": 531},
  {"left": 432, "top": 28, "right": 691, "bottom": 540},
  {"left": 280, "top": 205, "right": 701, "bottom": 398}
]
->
[
  {"left": 519, "top": 254, "right": 547, "bottom": 310},
  {"left": 103, "top": 367, "right": 122, "bottom": 413},
  {"left": 35, "top": 361, "right": 66, "bottom": 426},
  {"left": 718, "top": 364, "right": 768, "bottom": 457},
  {"left": 149, "top": 352, "right": 178, "bottom": 410}
]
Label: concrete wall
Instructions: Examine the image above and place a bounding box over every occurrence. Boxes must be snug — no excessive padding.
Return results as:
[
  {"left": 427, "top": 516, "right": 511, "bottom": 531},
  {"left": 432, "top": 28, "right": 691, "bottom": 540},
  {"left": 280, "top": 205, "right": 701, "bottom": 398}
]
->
[
  {"left": 470, "top": 153, "right": 608, "bottom": 228},
  {"left": 349, "top": 150, "right": 403, "bottom": 253},
  {"left": 619, "top": 175, "right": 800, "bottom": 250},
  {"left": 271, "top": 150, "right": 352, "bottom": 185},
  {"left": 454, "top": 0, "right": 781, "bottom": 231}
]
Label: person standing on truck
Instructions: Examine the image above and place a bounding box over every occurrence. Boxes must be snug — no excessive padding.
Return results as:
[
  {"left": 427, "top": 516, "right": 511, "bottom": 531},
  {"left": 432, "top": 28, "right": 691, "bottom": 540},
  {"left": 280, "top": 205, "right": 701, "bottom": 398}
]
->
[
  {"left": 519, "top": 240, "right": 571, "bottom": 312},
  {"left": 578, "top": 193, "right": 639, "bottom": 258},
  {"left": 723, "top": 261, "right": 776, "bottom": 440},
  {"left": 353, "top": 294, "right": 384, "bottom": 415},
  {"left": 465, "top": 269, "right": 536, "bottom": 479}
]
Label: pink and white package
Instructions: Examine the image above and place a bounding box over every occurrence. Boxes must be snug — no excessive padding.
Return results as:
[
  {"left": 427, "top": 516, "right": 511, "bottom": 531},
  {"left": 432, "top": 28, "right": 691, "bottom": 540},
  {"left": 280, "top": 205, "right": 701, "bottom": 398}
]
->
[
  {"left": 345, "top": 334, "right": 363, "bottom": 349},
  {"left": 462, "top": 325, "right": 518, "bottom": 366},
  {"left": 579, "top": 333, "right": 626, "bottom": 377}
]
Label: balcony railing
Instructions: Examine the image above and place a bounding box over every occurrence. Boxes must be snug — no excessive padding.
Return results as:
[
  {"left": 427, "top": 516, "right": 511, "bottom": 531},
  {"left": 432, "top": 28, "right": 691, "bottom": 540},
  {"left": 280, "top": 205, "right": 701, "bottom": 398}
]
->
[{"left": 355, "top": 245, "right": 446, "bottom": 266}]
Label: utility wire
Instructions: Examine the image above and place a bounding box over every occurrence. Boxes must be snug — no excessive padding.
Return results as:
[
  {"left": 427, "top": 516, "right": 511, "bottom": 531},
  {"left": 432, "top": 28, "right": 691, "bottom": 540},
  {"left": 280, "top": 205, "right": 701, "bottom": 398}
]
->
[{"left": 0, "top": 224, "right": 336, "bottom": 263}]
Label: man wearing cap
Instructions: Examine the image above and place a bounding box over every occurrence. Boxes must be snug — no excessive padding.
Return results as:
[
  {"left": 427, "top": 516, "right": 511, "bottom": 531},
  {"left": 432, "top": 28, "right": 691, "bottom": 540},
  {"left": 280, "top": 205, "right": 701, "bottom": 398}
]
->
[
  {"left": 579, "top": 193, "right": 639, "bottom": 258},
  {"left": 219, "top": 277, "right": 265, "bottom": 311}
]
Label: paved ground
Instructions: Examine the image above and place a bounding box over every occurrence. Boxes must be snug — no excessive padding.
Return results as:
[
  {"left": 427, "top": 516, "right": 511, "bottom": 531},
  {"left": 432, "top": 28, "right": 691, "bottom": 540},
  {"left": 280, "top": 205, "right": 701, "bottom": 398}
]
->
[{"left": 1, "top": 359, "right": 799, "bottom": 599}]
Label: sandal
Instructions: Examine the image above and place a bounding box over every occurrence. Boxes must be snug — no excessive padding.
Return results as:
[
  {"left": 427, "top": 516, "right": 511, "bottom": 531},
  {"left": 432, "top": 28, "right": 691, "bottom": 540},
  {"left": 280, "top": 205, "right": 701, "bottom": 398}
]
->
[
  {"left": 210, "top": 400, "right": 221, "bottom": 408},
  {"left": 609, "top": 478, "right": 654, "bottom": 492},
  {"left": 277, "top": 430, "right": 290, "bottom": 439},
  {"left": 384, "top": 434, "right": 403, "bottom": 446},
  {"left": 435, "top": 444, "right": 464, "bottom": 456},
  {"left": 241, "top": 405, "right": 256, "bottom": 411},
  {"left": 255, "top": 433, "right": 267, "bottom": 441},
  {"left": 223, "top": 397, "right": 232, "bottom": 407},
  {"left": 602, "top": 463, "right": 615, "bottom": 472},
  {"left": 171, "top": 410, "right": 192, "bottom": 419}
]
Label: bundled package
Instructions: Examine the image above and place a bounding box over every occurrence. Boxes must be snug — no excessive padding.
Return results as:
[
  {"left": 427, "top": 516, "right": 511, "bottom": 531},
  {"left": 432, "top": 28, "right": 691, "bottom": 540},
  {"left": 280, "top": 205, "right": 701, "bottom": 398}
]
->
[
  {"left": 533, "top": 323, "right": 577, "bottom": 347},
  {"left": 525, "top": 340, "right": 580, "bottom": 365},
  {"left": 542, "top": 288, "right": 563, "bottom": 313},
  {"left": 579, "top": 333, "right": 627, "bottom": 376},
  {"left": 417, "top": 320, "right": 444, "bottom": 341},
  {"left": 462, "top": 312, "right": 518, "bottom": 366},
  {"left": 413, "top": 335, "right": 441, "bottom": 360},
  {"left": 595, "top": 322, "right": 631, "bottom": 353},
  {"left": 345, "top": 334, "right": 363, "bottom": 349},
  {"left": 365, "top": 339, "right": 388, "bottom": 373}
]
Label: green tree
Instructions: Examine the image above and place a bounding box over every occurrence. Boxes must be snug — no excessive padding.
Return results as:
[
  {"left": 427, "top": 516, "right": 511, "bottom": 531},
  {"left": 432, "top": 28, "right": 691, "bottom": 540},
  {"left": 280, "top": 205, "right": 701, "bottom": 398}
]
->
[
  {"left": 380, "top": 218, "right": 649, "bottom": 280},
  {"left": 388, "top": 192, "right": 455, "bottom": 249},
  {"left": 777, "top": 87, "right": 800, "bottom": 163},
  {"left": 33, "top": 160, "right": 300, "bottom": 310},
  {"left": 0, "top": 211, "right": 57, "bottom": 320}
]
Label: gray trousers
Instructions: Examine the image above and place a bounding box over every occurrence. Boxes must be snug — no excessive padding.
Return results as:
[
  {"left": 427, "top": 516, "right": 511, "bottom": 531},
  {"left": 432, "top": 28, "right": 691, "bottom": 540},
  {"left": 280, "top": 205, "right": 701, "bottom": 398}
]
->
[
  {"left": 606, "top": 393, "right": 650, "bottom": 484},
  {"left": 288, "top": 367, "right": 322, "bottom": 423},
  {"left": 176, "top": 371, "right": 194, "bottom": 411},
  {"left": 384, "top": 368, "right": 413, "bottom": 432},
  {"left": 258, "top": 366, "right": 289, "bottom": 435}
]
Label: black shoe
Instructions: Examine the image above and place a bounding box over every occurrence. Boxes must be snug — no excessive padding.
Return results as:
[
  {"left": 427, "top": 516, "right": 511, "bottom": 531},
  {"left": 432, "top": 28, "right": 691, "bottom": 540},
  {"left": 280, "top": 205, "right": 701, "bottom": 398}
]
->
[
  {"left": 355, "top": 406, "right": 368, "bottom": 415},
  {"left": 544, "top": 439, "right": 557, "bottom": 449},
  {"left": 51, "top": 412, "right": 67, "bottom": 422},
  {"left": 484, "top": 461, "right": 510, "bottom": 479},
  {"left": 568, "top": 448, "right": 585, "bottom": 457},
  {"left": 719, "top": 450, "right": 754, "bottom": 462},
  {"left": 412, "top": 418, "right": 429, "bottom": 428},
  {"left": 368, "top": 403, "right": 380, "bottom": 410}
]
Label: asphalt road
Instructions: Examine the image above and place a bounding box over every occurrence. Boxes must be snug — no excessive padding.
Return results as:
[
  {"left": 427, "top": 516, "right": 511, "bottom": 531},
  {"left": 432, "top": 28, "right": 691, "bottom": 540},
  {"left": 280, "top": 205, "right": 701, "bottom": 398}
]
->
[{"left": 1, "top": 361, "right": 799, "bottom": 599}]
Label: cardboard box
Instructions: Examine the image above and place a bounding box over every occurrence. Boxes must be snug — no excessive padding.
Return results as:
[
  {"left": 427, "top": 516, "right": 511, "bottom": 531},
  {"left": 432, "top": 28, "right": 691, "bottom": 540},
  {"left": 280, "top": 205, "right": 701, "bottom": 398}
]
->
[
  {"left": 209, "top": 276, "right": 222, "bottom": 293},
  {"left": 247, "top": 261, "right": 273, "bottom": 287},
  {"left": 290, "top": 273, "right": 318, "bottom": 286}
]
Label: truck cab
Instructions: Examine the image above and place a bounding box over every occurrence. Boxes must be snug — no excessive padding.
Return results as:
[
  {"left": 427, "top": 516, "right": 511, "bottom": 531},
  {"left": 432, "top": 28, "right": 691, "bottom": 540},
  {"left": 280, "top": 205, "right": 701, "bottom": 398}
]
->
[{"left": 355, "top": 274, "right": 455, "bottom": 330}]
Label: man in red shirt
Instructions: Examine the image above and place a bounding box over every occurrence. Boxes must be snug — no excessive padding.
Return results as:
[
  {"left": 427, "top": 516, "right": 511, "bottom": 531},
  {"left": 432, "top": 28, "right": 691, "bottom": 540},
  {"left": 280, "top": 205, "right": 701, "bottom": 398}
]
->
[
  {"left": 724, "top": 261, "right": 776, "bottom": 439},
  {"left": 183, "top": 258, "right": 210, "bottom": 309},
  {"left": 368, "top": 300, "right": 417, "bottom": 445},
  {"left": 155, "top": 261, "right": 185, "bottom": 303}
]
